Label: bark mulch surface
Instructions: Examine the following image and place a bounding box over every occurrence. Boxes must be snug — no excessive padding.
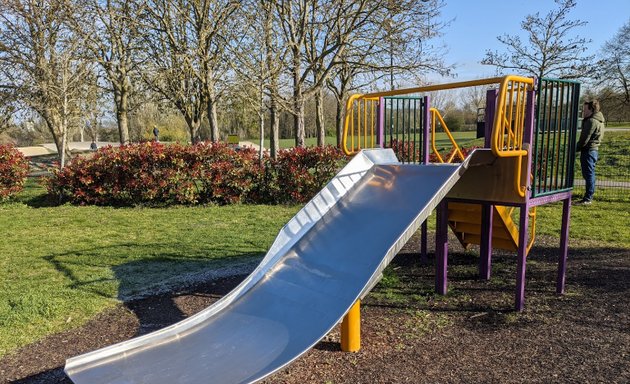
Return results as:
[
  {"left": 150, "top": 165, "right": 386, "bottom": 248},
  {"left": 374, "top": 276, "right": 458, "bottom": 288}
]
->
[{"left": 2, "top": 235, "right": 628, "bottom": 383}]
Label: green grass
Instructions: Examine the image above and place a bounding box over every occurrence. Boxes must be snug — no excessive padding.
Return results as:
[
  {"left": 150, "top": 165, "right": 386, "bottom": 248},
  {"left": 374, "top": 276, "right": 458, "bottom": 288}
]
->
[
  {"left": 0, "top": 180, "right": 299, "bottom": 356},
  {"left": 605, "top": 122, "right": 630, "bottom": 128},
  {"left": 535, "top": 198, "right": 630, "bottom": 248},
  {"left": 593, "top": 130, "right": 630, "bottom": 181}
]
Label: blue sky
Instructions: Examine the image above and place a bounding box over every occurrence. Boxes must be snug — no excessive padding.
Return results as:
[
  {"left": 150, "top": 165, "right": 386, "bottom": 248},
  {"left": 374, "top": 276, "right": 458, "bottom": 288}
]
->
[{"left": 438, "top": 0, "right": 630, "bottom": 80}]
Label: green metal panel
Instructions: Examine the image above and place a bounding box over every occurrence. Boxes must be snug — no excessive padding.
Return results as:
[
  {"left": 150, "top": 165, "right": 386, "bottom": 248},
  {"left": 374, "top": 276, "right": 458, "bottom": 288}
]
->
[
  {"left": 532, "top": 78, "right": 581, "bottom": 198},
  {"left": 383, "top": 96, "right": 425, "bottom": 164}
]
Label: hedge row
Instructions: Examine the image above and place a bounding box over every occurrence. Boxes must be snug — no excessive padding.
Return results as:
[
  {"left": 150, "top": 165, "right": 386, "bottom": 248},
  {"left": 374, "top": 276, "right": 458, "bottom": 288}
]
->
[
  {"left": 0, "top": 144, "right": 29, "bottom": 201},
  {"left": 45, "top": 142, "right": 347, "bottom": 206}
]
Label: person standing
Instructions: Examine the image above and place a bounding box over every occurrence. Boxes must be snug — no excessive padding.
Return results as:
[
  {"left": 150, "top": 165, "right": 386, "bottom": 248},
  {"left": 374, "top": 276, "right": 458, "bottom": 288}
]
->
[
  {"left": 153, "top": 125, "right": 160, "bottom": 142},
  {"left": 575, "top": 100, "right": 605, "bottom": 205}
]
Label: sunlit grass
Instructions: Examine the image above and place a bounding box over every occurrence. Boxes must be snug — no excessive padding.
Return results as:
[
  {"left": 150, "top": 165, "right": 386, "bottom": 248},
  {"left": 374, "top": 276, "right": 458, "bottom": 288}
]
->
[{"left": 0, "top": 181, "right": 299, "bottom": 356}]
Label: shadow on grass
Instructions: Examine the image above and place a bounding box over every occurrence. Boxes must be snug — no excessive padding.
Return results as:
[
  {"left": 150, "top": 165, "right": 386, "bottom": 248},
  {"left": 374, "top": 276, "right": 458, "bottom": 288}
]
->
[
  {"left": 8, "top": 249, "right": 254, "bottom": 384},
  {"left": 7, "top": 273, "right": 247, "bottom": 384}
]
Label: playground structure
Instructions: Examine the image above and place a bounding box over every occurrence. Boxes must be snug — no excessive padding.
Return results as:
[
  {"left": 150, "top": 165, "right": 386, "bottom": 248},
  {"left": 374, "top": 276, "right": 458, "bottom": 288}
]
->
[
  {"left": 342, "top": 75, "right": 580, "bottom": 311},
  {"left": 64, "top": 75, "right": 580, "bottom": 384}
]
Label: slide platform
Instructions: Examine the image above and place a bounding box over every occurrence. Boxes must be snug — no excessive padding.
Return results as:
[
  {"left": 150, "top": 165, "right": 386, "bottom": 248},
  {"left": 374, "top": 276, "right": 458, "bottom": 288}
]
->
[{"left": 65, "top": 149, "right": 472, "bottom": 384}]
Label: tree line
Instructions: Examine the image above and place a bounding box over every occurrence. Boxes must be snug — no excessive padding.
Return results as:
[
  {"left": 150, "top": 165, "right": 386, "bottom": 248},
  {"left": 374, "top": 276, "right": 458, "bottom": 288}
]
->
[
  {"left": 0, "top": 0, "right": 452, "bottom": 166},
  {"left": 0, "top": 0, "right": 628, "bottom": 168}
]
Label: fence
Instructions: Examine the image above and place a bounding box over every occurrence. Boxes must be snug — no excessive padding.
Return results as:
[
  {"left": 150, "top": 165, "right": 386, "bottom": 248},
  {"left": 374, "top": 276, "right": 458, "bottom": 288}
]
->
[{"left": 573, "top": 129, "right": 630, "bottom": 202}]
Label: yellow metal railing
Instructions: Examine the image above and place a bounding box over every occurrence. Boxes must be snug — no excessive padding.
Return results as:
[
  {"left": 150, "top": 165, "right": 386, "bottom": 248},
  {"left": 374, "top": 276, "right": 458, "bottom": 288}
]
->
[
  {"left": 499, "top": 205, "right": 537, "bottom": 254},
  {"left": 342, "top": 95, "right": 380, "bottom": 155},
  {"left": 491, "top": 75, "right": 535, "bottom": 197},
  {"left": 430, "top": 108, "right": 465, "bottom": 164},
  {"left": 343, "top": 77, "right": 508, "bottom": 156}
]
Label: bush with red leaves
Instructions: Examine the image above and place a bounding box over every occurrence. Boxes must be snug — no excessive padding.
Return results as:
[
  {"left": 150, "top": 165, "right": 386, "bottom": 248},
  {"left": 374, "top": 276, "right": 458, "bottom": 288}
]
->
[
  {"left": 45, "top": 142, "right": 347, "bottom": 206},
  {"left": 0, "top": 144, "right": 29, "bottom": 201}
]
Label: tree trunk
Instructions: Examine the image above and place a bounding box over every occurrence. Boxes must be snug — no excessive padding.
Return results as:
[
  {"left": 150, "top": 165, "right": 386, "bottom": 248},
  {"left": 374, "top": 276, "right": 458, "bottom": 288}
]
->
[
  {"left": 335, "top": 98, "right": 343, "bottom": 148},
  {"left": 114, "top": 88, "right": 130, "bottom": 145},
  {"left": 315, "top": 88, "right": 325, "bottom": 147},
  {"left": 269, "top": 97, "right": 279, "bottom": 159},
  {"left": 294, "top": 96, "right": 305, "bottom": 147},
  {"left": 293, "top": 51, "right": 305, "bottom": 147},
  {"left": 46, "top": 114, "right": 71, "bottom": 170},
  {"left": 207, "top": 94, "right": 219, "bottom": 142},
  {"left": 258, "top": 80, "right": 264, "bottom": 160},
  {"left": 60, "top": 122, "right": 68, "bottom": 169},
  {"left": 185, "top": 116, "right": 202, "bottom": 143}
]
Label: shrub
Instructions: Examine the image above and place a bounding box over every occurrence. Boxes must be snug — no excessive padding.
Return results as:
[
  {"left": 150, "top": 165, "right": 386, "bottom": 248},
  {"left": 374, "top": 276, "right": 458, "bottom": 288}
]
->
[
  {"left": 0, "top": 144, "right": 29, "bottom": 201},
  {"left": 46, "top": 142, "right": 199, "bottom": 206},
  {"left": 388, "top": 139, "right": 422, "bottom": 162},
  {"left": 269, "top": 146, "right": 346, "bottom": 204},
  {"left": 45, "top": 142, "right": 347, "bottom": 206},
  {"left": 193, "top": 143, "right": 263, "bottom": 205}
]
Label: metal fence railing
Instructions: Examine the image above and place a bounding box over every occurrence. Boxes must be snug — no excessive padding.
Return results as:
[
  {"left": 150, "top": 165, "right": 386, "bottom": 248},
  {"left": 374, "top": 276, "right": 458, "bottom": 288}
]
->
[
  {"left": 573, "top": 129, "right": 630, "bottom": 202},
  {"left": 382, "top": 96, "right": 427, "bottom": 163},
  {"left": 531, "top": 78, "right": 580, "bottom": 198}
]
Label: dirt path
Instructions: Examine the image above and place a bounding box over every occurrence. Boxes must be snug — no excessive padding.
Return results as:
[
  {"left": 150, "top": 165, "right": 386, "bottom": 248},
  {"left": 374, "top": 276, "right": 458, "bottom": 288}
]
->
[{"left": 2, "top": 235, "right": 629, "bottom": 383}]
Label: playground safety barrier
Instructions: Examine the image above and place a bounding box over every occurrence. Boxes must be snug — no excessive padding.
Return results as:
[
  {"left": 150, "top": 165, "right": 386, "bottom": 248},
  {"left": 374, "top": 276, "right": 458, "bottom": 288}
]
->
[{"left": 532, "top": 78, "right": 581, "bottom": 198}]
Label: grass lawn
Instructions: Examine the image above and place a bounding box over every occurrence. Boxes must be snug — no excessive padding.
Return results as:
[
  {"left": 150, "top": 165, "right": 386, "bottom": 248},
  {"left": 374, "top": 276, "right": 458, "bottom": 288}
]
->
[{"left": 0, "top": 180, "right": 299, "bottom": 357}]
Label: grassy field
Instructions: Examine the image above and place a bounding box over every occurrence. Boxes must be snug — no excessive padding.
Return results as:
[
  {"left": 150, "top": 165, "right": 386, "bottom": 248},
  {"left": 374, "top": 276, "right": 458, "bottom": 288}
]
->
[{"left": 0, "top": 180, "right": 299, "bottom": 356}]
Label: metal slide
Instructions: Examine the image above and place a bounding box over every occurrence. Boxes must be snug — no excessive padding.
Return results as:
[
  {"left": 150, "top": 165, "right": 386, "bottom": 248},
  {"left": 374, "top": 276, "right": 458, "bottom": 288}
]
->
[{"left": 65, "top": 148, "right": 472, "bottom": 384}]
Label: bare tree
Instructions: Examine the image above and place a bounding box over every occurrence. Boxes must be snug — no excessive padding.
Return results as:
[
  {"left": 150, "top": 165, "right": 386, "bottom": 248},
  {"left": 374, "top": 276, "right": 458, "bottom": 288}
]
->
[
  {"left": 0, "top": 0, "right": 90, "bottom": 168},
  {"left": 481, "top": 0, "right": 594, "bottom": 79},
  {"left": 459, "top": 85, "right": 489, "bottom": 115},
  {"left": 139, "top": 0, "right": 208, "bottom": 142},
  {"left": 262, "top": 0, "right": 284, "bottom": 157},
  {"left": 139, "top": 0, "right": 239, "bottom": 143},
  {"left": 595, "top": 18, "right": 630, "bottom": 112},
  {"left": 327, "top": 0, "right": 452, "bottom": 146},
  {"left": 80, "top": 69, "right": 106, "bottom": 142},
  {"left": 0, "top": 88, "right": 17, "bottom": 134},
  {"left": 70, "top": 0, "right": 145, "bottom": 145},
  {"left": 276, "top": 0, "right": 382, "bottom": 147},
  {"left": 227, "top": 0, "right": 287, "bottom": 158}
]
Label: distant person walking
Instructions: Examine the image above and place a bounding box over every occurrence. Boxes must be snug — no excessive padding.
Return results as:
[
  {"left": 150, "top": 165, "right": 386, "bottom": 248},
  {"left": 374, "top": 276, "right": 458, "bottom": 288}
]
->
[
  {"left": 575, "top": 100, "right": 604, "bottom": 205},
  {"left": 153, "top": 126, "right": 160, "bottom": 142}
]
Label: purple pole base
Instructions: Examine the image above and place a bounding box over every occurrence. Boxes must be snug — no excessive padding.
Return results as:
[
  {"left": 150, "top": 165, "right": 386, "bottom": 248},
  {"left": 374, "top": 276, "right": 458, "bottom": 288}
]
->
[
  {"left": 479, "top": 203, "right": 493, "bottom": 280},
  {"left": 515, "top": 204, "right": 530, "bottom": 311},
  {"left": 435, "top": 201, "right": 449, "bottom": 295},
  {"left": 556, "top": 197, "right": 571, "bottom": 294}
]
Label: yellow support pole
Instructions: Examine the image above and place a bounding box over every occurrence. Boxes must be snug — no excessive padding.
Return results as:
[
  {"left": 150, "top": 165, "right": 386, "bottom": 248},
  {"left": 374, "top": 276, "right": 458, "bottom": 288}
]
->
[{"left": 341, "top": 300, "right": 361, "bottom": 352}]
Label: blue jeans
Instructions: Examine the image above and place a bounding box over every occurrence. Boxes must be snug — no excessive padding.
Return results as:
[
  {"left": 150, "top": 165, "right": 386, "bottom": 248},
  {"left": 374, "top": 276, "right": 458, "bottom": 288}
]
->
[{"left": 580, "top": 150, "right": 598, "bottom": 201}]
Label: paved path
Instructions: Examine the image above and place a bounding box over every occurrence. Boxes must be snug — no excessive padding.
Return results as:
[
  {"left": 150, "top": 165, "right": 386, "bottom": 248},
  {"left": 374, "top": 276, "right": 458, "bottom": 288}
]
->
[{"left": 17, "top": 142, "right": 120, "bottom": 157}]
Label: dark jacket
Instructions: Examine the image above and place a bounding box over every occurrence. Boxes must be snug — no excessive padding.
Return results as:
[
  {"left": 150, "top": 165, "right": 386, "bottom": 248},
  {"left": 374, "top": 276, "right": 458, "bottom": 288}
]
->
[{"left": 577, "top": 111, "right": 605, "bottom": 152}]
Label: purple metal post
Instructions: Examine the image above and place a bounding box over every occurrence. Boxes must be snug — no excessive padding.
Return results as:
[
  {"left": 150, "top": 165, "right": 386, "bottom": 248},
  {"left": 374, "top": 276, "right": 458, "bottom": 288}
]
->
[
  {"left": 420, "top": 95, "right": 431, "bottom": 263},
  {"left": 435, "top": 200, "right": 449, "bottom": 295},
  {"left": 523, "top": 89, "right": 535, "bottom": 197},
  {"left": 523, "top": 89, "right": 535, "bottom": 144},
  {"left": 479, "top": 203, "right": 493, "bottom": 280},
  {"left": 377, "top": 97, "right": 385, "bottom": 147},
  {"left": 556, "top": 196, "right": 571, "bottom": 294},
  {"left": 515, "top": 203, "right": 530, "bottom": 311},
  {"left": 423, "top": 96, "right": 430, "bottom": 164},
  {"left": 514, "top": 87, "right": 537, "bottom": 311},
  {"left": 484, "top": 90, "right": 497, "bottom": 149},
  {"left": 420, "top": 221, "right": 428, "bottom": 264}
]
